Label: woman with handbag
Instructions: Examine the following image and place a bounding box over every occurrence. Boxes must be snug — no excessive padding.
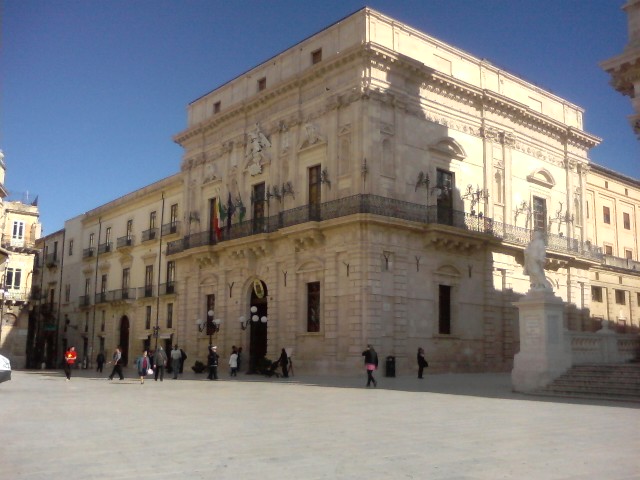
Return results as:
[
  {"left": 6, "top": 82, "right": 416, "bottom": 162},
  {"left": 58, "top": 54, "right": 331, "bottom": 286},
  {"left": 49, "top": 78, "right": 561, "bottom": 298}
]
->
[{"left": 136, "top": 350, "right": 152, "bottom": 385}]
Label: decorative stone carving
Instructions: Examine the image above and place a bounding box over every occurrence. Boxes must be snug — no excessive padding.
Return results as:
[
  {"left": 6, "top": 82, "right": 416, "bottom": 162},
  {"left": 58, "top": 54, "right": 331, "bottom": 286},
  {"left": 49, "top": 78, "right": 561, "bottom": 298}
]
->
[
  {"left": 245, "top": 123, "right": 271, "bottom": 175},
  {"left": 299, "top": 122, "right": 324, "bottom": 149}
]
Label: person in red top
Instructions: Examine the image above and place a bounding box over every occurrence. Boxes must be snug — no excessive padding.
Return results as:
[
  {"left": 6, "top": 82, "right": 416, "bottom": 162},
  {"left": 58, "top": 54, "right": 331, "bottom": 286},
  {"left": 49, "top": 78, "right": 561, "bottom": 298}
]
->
[{"left": 64, "top": 346, "right": 77, "bottom": 381}]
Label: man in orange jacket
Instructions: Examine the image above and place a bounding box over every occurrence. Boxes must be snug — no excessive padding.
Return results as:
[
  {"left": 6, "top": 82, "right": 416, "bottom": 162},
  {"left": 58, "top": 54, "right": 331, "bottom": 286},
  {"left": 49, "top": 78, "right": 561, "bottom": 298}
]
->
[{"left": 64, "top": 346, "right": 77, "bottom": 381}]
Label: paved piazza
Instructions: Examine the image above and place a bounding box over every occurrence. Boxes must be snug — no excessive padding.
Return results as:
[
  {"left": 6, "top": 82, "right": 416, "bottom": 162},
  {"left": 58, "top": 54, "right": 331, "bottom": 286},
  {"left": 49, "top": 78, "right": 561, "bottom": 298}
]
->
[{"left": 1, "top": 369, "right": 638, "bottom": 479}]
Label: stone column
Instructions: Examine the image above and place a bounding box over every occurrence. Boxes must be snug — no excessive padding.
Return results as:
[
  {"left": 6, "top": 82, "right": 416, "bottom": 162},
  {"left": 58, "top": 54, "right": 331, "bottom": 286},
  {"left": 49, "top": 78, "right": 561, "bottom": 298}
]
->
[{"left": 512, "top": 289, "right": 572, "bottom": 392}]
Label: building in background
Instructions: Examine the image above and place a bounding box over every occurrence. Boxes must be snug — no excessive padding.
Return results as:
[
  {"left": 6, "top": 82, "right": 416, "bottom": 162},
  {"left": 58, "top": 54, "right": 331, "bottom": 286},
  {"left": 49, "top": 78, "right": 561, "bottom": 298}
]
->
[
  {"left": 31, "top": 8, "right": 640, "bottom": 375},
  {"left": 601, "top": 0, "right": 640, "bottom": 139},
  {"left": 0, "top": 151, "right": 41, "bottom": 368}
]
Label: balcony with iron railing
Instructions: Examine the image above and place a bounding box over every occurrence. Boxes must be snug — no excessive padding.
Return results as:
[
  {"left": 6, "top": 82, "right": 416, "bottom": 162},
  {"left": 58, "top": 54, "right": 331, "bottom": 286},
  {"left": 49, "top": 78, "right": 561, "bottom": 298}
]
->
[
  {"left": 82, "top": 247, "right": 95, "bottom": 259},
  {"left": 45, "top": 253, "right": 59, "bottom": 268},
  {"left": 141, "top": 228, "right": 159, "bottom": 242},
  {"left": 159, "top": 281, "right": 177, "bottom": 295},
  {"left": 138, "top": 285, "right": 155, "bottom": 298},
  {"left": 162, "top": 221, "right": 181, "bottom": 236},
  {"left": 116, "top": 235, "right": 135, "bottom": 249},
  {"left": 166, "top": 194, "right": 602, "bottom": 261},
  {"left": 97, "top": 242, "right": 113, "bottom": 255},
  {"left": 78, "top": 295, "right": 91, "bottom": 307}
]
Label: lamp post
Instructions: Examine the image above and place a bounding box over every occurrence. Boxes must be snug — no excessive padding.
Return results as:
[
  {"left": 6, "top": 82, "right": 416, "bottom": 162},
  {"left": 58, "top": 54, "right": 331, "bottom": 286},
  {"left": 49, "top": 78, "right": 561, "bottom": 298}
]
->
[
  {"left": 197, "top": 309, "right": 221, "bottom": 346},
  {"left": 152, "top": 325, "right": 160, "bottom": 350}
]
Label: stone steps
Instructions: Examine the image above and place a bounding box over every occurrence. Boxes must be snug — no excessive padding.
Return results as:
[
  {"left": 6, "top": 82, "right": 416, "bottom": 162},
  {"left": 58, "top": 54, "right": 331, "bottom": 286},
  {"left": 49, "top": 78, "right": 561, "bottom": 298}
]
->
[{"left": 535, "top": 364, "right": 640, "bottom": 402}]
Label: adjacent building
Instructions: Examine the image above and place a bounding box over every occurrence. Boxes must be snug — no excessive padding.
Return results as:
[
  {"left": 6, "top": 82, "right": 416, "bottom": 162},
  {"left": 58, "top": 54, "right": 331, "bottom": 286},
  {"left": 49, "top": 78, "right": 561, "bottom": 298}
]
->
[{"left": 31, "top": 8, "right": 639, "bottom": 375}]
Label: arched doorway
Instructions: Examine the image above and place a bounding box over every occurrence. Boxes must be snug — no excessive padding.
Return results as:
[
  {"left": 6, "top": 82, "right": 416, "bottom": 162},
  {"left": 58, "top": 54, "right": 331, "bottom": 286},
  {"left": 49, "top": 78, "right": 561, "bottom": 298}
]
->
[
  {"left": 248, "top": 280, "right": 268, "bottom": 373},
  {"left": 119, "top": 316, "right": 130, "bottom": 366}
]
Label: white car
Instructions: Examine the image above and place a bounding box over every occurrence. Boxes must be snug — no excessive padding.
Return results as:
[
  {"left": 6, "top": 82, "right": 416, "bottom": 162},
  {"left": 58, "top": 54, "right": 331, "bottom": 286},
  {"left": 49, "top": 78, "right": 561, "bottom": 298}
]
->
[{"left": 0, "top": 354, "right": 11, "bottom": 383}]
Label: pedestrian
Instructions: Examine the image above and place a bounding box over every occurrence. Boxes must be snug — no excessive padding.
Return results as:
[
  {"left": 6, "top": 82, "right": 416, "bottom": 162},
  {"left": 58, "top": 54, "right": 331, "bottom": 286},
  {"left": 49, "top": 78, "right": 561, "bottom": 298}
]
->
[
  {"left": 207, "top": 345, "right": 219, "bottom": 380},
  {"left": 153, "top": 346, "right": 168, "bottom": 381},
  {"left": 63, "top": 346, "right": 77, "bottom": 381},
  {"left": 136, "top": 350, "right": 151, "bottom": 384},
  {"left": 96, "top": 351, "right": 105, "bottom": 373},
  {"left": 237, "top": 347, "right": 243, "bottom": 373},
  {"left": 362, "top": 344, "right": 378, "bottom": 388},
  {"left": 417, "top": 347, "right": 429, "bottom": 379},
  {"left": 108, "top": 346, "right": 125, "bottom": 381},
  {"left": 278, "top": 348, "right": 289, "bottom": 378},
  {"left": 171, "top": 345, "right": 182, "bottom": 379},
  {"left": 180, "top": 347, "right": 188, "bottom": 374},
  {"left": 229, "top": 347, "right": 238, "bottom": 377}
]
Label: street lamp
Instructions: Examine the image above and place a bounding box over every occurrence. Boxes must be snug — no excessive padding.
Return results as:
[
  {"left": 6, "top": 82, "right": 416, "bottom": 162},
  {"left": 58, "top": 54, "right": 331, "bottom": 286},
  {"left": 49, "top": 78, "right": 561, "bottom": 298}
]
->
[
  {"left": 196, "top": 310, "right": 221, "bottom": 346},
  {"left": 152, "top": 325, "right": 160, "bottom": 350},
  {"left": 240, "top": 305, "right": 268, "bottom": 330}
]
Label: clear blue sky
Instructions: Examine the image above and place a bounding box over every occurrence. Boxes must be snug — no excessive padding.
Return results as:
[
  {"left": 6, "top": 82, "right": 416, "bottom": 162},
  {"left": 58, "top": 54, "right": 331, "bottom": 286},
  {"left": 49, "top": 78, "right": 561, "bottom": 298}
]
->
[{"left": 1, "top": 0, "right": 637, "bottom": 235}]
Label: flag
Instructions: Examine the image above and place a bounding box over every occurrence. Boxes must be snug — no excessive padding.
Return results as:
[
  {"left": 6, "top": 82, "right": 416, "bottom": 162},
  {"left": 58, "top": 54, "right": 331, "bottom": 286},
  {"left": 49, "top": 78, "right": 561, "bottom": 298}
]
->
[
  {"left": 227, "top": 192, "right": 235, "bottom": 232},
  {"left": 213, "top": 198, "right": 222, "bottom": 240}
]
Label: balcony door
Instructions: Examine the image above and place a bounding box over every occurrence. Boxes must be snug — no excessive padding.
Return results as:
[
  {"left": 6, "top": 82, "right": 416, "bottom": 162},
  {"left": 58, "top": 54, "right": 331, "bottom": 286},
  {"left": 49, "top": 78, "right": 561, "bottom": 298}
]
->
[
  {"left": 436, "top": 169, "right": 454, "bottom": 225},
  {"left": 308, "top": 165, "right": 321, "bottom": 221},
  {"left": 252, "top": 183, "right": 266, "bottom": 234}
]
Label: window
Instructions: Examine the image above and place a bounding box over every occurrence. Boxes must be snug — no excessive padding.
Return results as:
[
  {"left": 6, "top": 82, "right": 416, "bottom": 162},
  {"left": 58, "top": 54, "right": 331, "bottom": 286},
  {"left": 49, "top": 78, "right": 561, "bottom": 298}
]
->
[
  {"left": 101, "top": 310, "right": 106, "bottom": 332},
  {"left": 145, "top": 265, "right": 153, "bottom": 297},
  {"left": 604, "top": 181, "right": 609, "bottom": 189},
  {"left": 149, "top": 211, "right": 157, "bottom": 229},
  {"left": 591, "top": 286, "right": 603, "bottom": 303},
  {"left": 623, "top": 212, "right": 631, "bottom": 230},
  {"left": 145, "top": 306, "right": 152, "bottom": 330},
  {"left": 126, "top": 220, "right": 133, "bottom": 239},
  {"left": 586, "top": 201, "right": 589, "bottom": 219},
  {"left": 307, "top": 282, "right": 320, "bottom": 332},
  {"left": 170, "top": 204, "right": 178, "bottom": 225},
  {"left": 605, "top": 245, "right": 613, "bottom": 256},
  {"left": 166, "top": 303, "right": 173, "bottom": 329},
  {"left": 105, "top": 227, "right": 111, "bottom": 244},
  {"left": 11, "top": 221, "right": 24, "bottom": 246},
  {"left": 308, "top": 166, "right": 321, "bottom": 221},
  {"left": 101, "top": 274, "right": 107, "bottom": 294},
  {"left": 533, "top": 196, "right": 547, "bottom": 232},
  {"left": 252, "top": 182, "right": 266, "bottom": 234},
  {"left": 64, "top": 284, "right": 71, "bottom": 303},
  {"left": 166, "top": 261, "right": 176, "bottom": 294},
  {"left": 5, "top": 268, "right": 21, "bottom": 290},
  {"left": 213, "top": 101, "right": 221, "bottom": 114},
  {"left": 603, "top": 206, "right": 611, "bottom": 224},
  {"left": 311, "top": 48, "right": 322, "bottom": 64},
  {"left": 122, "top": 268, "right": 130, "bottom": 299},
  {"left": 89, "top": 233, "right": 95, "bottom": 248},
  {"left": 439, "top": 285, "right": 452, "bottom": 334},
  {"left": 625, "top": 249, "right": 633, "bottom": 260},
  {"left": 84, "top": 278, "right": 91, "bottom": 296},
  {"left": 615, "top": 289, "right": 626, "bottom": 305},
  {"left": 68, "top": 239, "right": 74, "bottom": 256},
  {"left": 257, "top": 77, "right": 266, "bottom": 91}
]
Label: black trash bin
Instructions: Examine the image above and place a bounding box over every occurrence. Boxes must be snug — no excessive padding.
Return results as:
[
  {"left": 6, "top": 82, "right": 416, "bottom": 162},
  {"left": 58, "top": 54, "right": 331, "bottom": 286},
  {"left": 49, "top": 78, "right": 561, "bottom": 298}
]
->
[{"left": 385, "top": 356, "right": 395, "bottom": 377}]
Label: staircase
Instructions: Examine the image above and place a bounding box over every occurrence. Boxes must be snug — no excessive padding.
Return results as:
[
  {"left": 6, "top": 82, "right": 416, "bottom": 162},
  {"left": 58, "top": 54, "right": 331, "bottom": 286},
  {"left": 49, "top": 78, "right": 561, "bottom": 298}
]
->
[{"left": 535, "top": 364, "right": 640, "bottom": 402}]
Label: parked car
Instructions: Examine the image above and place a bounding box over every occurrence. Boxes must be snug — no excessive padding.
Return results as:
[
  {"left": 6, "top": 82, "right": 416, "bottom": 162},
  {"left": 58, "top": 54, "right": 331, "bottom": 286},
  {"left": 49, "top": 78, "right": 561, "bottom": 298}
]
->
[{"left": 0, "top": 354, "right": 11, "bottom": 383}]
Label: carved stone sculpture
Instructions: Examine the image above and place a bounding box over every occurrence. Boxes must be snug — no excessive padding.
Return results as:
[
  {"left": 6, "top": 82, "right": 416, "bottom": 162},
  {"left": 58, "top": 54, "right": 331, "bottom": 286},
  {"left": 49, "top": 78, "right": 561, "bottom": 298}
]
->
[{"left": 523, "top": 231, "right": 552, "bottom": 290}]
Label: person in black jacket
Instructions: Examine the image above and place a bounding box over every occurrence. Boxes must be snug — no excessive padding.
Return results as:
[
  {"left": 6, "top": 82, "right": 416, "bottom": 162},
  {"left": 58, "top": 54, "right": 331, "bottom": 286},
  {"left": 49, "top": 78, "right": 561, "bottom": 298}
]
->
[
  {"left": 278, "top": 348, "right": 289, "bottom": 378},
  {"left": 207, "top": 345, "right": 219, "bottom": 380},
  {"left": 362, "top": 344, "right": 378, "bottom": 388},
  {"left": 417, "top": 347, "right": 428, "bottom": 379}
]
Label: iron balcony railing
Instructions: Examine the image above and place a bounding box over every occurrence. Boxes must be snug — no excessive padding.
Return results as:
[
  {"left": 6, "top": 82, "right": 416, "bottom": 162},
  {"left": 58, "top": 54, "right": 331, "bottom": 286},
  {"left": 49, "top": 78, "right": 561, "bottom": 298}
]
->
[
  {"left": 45, "top": 253, "right": 59, "bottom": 268},
  {"left": 142, "top": 228, "right": 158, "bottom": 242},
  {"left": 82, "top": 247, "right": 95, "bottom": 259},
  {"left": 159, "top": 282, "right": 176, "bottom": 295},
  {"left": 117, "top": 235, "right": 134, "bottom": 249},
  {"left": 166, "top": 194, "right": 603, "bottom": 261},
  {"left": 138, "top": 285, "right": 155, "bottom": 298},
  {"left": 98, "top": 242, "right": 113, "bottom": 254},
  {"left": 112, "top": 288, "right": 136, "bottom": 301},
  {"left": 78, "top": 295, "right": 91, "bottom": 307},
  {"left": 162, "top": 221, "right": 181, "bottom": 236}
]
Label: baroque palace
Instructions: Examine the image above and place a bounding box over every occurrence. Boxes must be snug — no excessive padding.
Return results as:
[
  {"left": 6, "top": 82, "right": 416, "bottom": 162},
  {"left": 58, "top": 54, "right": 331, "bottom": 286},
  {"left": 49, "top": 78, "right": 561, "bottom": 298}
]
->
[{"left": 28, "top": 8, "right": 639, "bottom": 374}]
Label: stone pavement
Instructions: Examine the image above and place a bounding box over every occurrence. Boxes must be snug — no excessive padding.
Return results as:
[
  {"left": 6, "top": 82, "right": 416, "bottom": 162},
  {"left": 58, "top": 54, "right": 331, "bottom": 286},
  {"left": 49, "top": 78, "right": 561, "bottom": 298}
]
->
[{"left": 1, "top": 368, "right": 638, "bottom": 480}]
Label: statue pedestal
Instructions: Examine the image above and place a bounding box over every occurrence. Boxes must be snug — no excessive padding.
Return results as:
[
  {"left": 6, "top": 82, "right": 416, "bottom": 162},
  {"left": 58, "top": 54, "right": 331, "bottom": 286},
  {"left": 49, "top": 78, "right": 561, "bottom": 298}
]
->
[{"left": 511, "top": 289, "right": 572, "bottom": 393}]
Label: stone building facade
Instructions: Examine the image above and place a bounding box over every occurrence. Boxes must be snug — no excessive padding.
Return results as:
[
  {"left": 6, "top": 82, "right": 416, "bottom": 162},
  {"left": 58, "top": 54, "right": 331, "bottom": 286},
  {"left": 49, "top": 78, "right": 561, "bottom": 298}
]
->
[{"left": 31, "top": 8, "right": 639, "bottom": 375}]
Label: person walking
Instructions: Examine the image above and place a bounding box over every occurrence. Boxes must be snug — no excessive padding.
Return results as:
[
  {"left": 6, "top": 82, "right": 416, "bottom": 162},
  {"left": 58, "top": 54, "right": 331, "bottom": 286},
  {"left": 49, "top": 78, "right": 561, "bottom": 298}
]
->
[
  {"left": 136, "top": 350, "right": 151, "bottom": 385},
  {"left": 207, "top": 345, "right": 219, "bottom": 380},
  {"left": 153, "top": 346, "right": 168, "bottom": 381},
  {"left": 237, "top": 347, "right": 243, "bottom": 373},
  {"left": 417, "top": 347, "right": 429, "bottom": 379},
  {"left": 229, "top": 347, "right": 238, "bottom": 377},
  {"left": 108, "top": 346, "right": 125, "bottom": 381},
  {"left": 170, "top": 345, "right": 182, "bottom": 379},
  {"left": 362, "top": 344, "right": 378, "bottom": 388},
  {"left": 179, "top": 347, "right": 188, "bottom": 374},
  {"left": 63, "top": 346, "right": 77, "bottom": 381},
  {"left": 96, "top": 351, "right": 105, "bottom": 373},
  {"left": 278, "top": 348, "right": 289, "bottom": 378}
]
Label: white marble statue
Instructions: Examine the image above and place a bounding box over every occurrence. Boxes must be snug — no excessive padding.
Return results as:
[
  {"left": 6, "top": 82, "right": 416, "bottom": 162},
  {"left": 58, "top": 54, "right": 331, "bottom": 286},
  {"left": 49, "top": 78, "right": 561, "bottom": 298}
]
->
[{"left": 523, "top": 231, "right": 552, "bottom": 290}]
